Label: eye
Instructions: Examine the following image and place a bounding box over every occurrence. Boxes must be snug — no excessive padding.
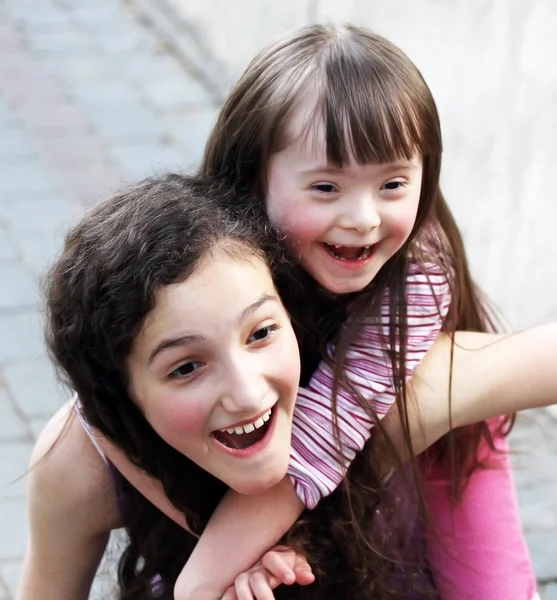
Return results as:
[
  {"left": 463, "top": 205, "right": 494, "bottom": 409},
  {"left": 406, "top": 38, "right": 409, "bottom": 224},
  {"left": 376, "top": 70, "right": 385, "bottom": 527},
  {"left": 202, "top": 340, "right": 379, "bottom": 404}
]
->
[
  {"left": 381, "top": 179, "right": 407, "bottom": 192},
  {"left": 310, "top": 182, "right": 338, "bottom": 194},
  {"left": 248, "top": 324, "right": 279, "bottom": 344},
  {"left": 169, "top": 360, "right": 203, "bottom": 380}
]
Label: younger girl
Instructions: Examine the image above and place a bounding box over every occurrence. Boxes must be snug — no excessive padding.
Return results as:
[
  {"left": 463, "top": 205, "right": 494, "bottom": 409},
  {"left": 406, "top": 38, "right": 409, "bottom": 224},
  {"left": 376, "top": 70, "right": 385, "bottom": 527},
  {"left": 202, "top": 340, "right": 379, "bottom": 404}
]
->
[{"left": 91, "top": 25, "right": 541, "bottom": 599}]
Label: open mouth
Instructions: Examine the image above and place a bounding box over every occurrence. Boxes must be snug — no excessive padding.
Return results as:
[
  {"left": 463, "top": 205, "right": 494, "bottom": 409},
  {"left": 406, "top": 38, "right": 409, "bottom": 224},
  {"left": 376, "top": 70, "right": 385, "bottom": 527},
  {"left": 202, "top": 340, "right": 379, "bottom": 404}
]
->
[
  {"left": 212, "top": 406, "right": 274, "bottom": 451},
  {"left": 323, "top": 243, "right": 376, "bottom": 261}
]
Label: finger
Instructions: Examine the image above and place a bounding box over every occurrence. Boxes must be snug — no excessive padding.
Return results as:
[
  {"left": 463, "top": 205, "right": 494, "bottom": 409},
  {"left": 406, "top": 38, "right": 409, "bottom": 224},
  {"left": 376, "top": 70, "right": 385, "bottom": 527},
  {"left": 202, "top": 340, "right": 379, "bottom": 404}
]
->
[
  {"left": 247, "top": 571, "right": 277, "bottom": 600},
  {"left": 292, "top": 558, "right": 315, "bottom": 586},
  {"left": 234, "top": 572, "right": 255, "bottom": 600},
  {"left": 221, "top": 587, "right": 239, "bottom": 600},
  {"left": 261, "top": 551, "right": 296, "bottom": 585}
]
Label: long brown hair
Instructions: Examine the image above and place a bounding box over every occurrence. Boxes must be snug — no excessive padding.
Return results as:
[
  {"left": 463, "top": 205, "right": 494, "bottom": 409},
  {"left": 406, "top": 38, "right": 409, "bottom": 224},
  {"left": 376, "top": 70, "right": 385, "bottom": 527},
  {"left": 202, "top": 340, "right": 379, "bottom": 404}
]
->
[{"left": 200, "top": 20, "right": 512, "bottom": 551}]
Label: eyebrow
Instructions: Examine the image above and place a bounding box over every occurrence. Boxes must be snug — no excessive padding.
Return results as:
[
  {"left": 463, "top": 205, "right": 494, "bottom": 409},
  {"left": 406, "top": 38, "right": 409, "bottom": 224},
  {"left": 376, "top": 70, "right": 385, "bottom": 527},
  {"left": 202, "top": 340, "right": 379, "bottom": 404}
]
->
[
  {"left": 239, "top": 294, "right": 279, "bottom": 323},
  {"left": 148, "top": 334, "right": 205, "bottom": 365},
  {"left": 147, "top": 294, "right": 279, "bottom": 365}
]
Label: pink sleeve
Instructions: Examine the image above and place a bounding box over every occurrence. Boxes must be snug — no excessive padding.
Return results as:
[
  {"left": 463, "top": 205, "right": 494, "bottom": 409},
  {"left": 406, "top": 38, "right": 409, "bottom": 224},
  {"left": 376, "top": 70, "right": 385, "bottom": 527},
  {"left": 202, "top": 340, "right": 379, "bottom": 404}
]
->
[
  {"left": 287, "top": 262, "right": 452, "bottom": 509},
  {"left": 424, "top": 418, "right": 537, "bottom": 599}
]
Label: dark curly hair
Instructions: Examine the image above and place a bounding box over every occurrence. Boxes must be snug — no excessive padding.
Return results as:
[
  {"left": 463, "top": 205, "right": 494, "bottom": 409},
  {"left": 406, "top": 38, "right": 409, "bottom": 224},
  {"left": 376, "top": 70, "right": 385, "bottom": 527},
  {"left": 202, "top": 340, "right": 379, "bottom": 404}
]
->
[{"left": 45, "top": 173, "right": 438, "bottom": 599}]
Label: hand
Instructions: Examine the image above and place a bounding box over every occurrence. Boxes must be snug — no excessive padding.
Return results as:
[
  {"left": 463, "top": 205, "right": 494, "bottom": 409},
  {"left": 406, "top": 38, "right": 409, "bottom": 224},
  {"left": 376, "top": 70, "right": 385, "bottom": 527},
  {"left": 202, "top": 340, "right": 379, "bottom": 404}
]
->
[{"left": 221, "top": 545, "right": 315, "bottom": 600}]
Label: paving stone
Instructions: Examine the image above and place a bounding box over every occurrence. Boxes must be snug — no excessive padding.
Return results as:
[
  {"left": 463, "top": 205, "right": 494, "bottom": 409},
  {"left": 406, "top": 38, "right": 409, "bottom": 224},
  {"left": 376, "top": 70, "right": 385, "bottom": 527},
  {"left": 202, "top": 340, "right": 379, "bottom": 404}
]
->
[
  {"left": 7, "top": 1, "right": 69, "bottom": 28},
  {"left": 0, "top": 389, "right": 29, "bottom": 442},
  {"left": 0, "top": 440, "right": 33, "bottom": 501},
  {"left": 6, "top": 73, "right": 70, "bottom": 104},
  {"left": 0, "top": 129, "right": 39, "bottom": 162},
  {"left": 13, "top": 98, "right": 91, "bottom": 134},
  {"left": 0, "top": 310, "right": 45, "bottom": 362},
  {"left": 0, "top": 163, "right": 59, "bottom": 196},
  {"left": 109, "top": 141, "right": 186, "bottom": 179},
  {"left": 92, "top": 27, "right": 156, "bottom": 54},
  {"left": 2, "top": 195, "right": 77, "bottom": 235},
  {"left": 71, "top": 81, "right": 142, "bottom": 110},
  {"left": 140, "top": 77, "right": 209, "bottom": 111},
  {"left": 525, "top": 529, "right": 557, "bottom": 582},
  {"left": 70, "top": 4, "right": 134, "bottom": 27},
  {"left": 15, "top": 228, "right": 66, "bottom": 276},
  {"left": 0, "top": 561, "right": 22, "bottom": 599},
  {"left": 163, "top": 108, "right": 219, "bottom": 168},
  {"left": 541, "top": 582, "right": 557, "bottom": 600},
  {"left": 0, "top": 265, "right": 39, "bottom": 311},
  {"left": 3, "top": 357, "right": 67, "bottom": 419},
  {"left": 113, "top": 52, "right": 190, "bottom": 84},
  {"left": 56, "top": 166, "right": 126, "bottom": 206},
  {"left": 36, "top": 134, "right": 113, "bottom": 170},
  {"left": 40, "top": 53, "right": 121, "bottom": 82},
  {"left": 0, "top": 498, "right": 28, "bottom": 561},
  {"left": 87, "top": 106, "right": 164, "bottom": 141},
  {"left": 27, "top": 30, "right": 97, "bottom": 55}
]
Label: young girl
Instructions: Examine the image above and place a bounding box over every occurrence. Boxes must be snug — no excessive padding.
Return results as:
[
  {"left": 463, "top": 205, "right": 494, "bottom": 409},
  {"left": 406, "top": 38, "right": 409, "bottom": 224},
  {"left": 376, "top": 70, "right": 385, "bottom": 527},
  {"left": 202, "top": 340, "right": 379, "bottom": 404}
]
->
[
  {"left": 79, "top": 25, "right": 542, "bottom": 599},
  {"left": 21, "top": 173, "right": 557, "bottom": 600}
]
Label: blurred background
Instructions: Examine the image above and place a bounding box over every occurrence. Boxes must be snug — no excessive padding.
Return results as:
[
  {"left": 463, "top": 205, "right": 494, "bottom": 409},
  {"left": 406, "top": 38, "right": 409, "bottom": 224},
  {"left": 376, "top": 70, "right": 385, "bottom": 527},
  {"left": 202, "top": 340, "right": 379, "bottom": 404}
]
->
[{"left": 0, "top": 0, "right": 555, "bottom": 598}]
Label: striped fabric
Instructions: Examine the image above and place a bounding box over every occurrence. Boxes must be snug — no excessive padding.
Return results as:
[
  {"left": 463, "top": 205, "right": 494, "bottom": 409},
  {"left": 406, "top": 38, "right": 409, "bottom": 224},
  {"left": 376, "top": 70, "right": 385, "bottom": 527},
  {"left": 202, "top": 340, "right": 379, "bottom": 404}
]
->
[{"left": 287, "top": 261, "right": 451, "bottom": 508}]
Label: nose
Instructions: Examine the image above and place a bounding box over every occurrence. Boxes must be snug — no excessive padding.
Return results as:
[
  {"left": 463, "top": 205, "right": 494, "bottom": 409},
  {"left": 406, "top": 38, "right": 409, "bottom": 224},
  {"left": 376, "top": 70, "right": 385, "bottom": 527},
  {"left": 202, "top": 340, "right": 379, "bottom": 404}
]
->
[
  {"left": 339, "top": 191, "right": 381, "bottom": 234},
  {"left": 218, "top": 354, "right": 268, "bottom": 415}
]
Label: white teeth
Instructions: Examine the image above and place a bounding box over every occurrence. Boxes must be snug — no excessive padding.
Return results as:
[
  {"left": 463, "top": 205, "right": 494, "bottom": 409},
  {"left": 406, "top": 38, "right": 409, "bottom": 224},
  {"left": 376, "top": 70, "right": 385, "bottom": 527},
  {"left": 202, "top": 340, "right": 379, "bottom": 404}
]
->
[
  {"left": 221, "top": 407, "right": 272, "bottom": 435},
  {"left": 326, "top": 243, "right": 375, "bottom": 261}
]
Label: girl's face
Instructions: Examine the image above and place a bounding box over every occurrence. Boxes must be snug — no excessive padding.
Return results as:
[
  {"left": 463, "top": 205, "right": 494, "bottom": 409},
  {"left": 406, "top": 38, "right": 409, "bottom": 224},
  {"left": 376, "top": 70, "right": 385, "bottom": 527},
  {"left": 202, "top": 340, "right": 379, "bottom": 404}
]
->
[
  {"left": 127, "top": 249, "right": 300, "bottom": 495},
  {"left": 266, "top": 104, "right": 423, "bottom": 294}
]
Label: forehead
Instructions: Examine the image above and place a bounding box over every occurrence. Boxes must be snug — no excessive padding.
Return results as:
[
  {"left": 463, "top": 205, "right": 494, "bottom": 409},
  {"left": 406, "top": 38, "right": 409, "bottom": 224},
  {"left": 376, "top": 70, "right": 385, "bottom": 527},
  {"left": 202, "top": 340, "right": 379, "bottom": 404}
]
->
[
  {"left": 135, "top": 253, "right": 276, "bottom": 354},
  {"left": 281, "top": 96, "right": 326, "bottom": 159}
]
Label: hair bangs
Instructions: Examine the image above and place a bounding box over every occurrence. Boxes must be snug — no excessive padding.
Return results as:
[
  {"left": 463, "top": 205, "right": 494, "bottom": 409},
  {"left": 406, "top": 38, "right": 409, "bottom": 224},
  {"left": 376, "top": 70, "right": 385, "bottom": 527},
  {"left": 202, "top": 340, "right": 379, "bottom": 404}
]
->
[{"left": 303, "top": 31, "right": 432, "bottom": 167}]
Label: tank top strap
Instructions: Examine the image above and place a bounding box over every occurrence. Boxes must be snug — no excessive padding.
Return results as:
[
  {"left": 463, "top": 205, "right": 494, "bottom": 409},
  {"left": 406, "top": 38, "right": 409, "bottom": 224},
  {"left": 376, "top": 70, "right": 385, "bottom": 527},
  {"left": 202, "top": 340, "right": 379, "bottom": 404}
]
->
[{"left": 72, "top": 394, "right": 109, "bottom": 465}]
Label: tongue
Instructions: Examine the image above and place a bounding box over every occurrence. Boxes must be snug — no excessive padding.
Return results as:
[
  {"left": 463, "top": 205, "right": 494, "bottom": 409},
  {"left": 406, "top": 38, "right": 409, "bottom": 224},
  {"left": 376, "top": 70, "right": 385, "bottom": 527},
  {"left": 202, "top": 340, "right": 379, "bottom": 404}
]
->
[
  {"left": 213, "top": 422, "right": 269, "bottom": 450},
  {"left": 329, "top": 245, "right": 363, "bottom": 260}
]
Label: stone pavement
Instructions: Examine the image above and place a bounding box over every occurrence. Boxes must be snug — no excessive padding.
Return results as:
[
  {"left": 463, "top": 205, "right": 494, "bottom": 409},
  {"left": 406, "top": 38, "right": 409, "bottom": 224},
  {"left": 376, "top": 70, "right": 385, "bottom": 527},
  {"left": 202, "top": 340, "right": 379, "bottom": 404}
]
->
[{"left": 0, "top": 1, "right": 555, "bottom": 599}]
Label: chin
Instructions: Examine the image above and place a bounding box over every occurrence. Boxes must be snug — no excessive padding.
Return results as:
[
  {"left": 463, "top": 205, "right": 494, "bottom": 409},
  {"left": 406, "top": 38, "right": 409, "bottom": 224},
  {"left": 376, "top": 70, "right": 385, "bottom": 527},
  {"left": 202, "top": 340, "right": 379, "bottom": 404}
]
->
[
  {"left": 230, "top": 463, "right": 288, "bottom": 496},
  {"left": 321, "top": 278, "right": 371, "bottom": 295}
]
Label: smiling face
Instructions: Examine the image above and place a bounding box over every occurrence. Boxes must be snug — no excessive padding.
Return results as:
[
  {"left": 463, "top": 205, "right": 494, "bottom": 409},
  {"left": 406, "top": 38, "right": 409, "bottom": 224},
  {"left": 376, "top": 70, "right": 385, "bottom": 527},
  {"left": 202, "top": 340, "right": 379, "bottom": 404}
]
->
[
  {"left": 266, "top": 104, "right": 423, "bottom": 295},
  {"left": 127, "top": 248, "right": 300, "bottom": 495}
]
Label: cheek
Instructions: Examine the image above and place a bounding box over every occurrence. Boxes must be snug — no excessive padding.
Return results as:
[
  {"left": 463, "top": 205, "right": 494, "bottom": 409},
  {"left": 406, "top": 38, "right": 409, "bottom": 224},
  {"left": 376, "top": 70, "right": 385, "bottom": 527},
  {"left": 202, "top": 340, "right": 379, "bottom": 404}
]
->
[
  {"left": 387, "top": 200, "right": 420, "bottom": 245},
  {"left": 148, "top": 392, "right": 208, "bottom": 445},
  {"left": 273, "top": 329, "right": 301, "bottom": 401},
  {"left": 267, "top": 195, "right": 326, "bottom": 248}
]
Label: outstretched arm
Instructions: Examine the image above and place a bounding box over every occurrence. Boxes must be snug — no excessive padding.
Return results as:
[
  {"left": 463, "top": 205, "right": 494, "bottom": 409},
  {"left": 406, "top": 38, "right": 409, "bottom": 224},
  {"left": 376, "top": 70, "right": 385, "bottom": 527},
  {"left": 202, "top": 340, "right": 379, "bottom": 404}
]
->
[{"left": 386, "top": 324, "right": 557, "bottom": 456}]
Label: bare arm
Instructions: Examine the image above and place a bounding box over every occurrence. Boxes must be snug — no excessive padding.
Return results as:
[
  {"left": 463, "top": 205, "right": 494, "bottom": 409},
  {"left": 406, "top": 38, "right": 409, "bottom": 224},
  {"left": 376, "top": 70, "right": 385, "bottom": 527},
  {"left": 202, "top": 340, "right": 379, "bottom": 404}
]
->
[
  {"left": 384, "top": 324, "right": 557, "bottom": 456},
  {"left": 17, "top": 405, "right": 121, "bottom": 600}
]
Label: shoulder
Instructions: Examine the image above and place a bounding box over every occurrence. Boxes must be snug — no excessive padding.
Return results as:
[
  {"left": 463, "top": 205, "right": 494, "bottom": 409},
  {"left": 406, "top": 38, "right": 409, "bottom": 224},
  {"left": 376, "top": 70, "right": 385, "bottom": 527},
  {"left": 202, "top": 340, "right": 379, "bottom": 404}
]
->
[{"left": 29, "top": 402, "right": 122, "bottom": 536}]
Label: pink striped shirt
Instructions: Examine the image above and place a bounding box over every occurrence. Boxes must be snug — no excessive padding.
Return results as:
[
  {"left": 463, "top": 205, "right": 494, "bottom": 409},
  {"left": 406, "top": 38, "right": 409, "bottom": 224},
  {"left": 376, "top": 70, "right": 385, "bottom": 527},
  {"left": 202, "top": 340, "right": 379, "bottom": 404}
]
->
[{"left": 287, "top": 260, "right": 451, "bottom": 509}]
